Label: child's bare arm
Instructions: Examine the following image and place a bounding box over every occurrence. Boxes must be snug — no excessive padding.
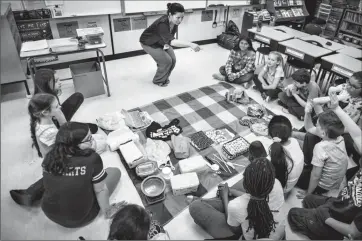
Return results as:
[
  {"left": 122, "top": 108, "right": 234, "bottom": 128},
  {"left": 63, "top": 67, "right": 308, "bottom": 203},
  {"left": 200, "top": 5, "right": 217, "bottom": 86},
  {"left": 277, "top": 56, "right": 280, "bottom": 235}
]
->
[
  {"left": 264, "top": 77, "right": 282, "bottom": 90},
  {"left": 307, "top": 166, "right": 323, "bottom": 194},
  {"left": 304, "top": 102, "right": 320, "bottom": 136},
  {"left": 258, "top": 68, "right": 268, "bottom": 86}
]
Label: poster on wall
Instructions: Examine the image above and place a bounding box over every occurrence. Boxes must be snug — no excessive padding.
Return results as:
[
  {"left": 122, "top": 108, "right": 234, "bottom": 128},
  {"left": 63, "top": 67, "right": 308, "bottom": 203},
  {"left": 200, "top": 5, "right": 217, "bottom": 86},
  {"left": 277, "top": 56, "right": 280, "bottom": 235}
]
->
[
  {"left": 87, "top": 21, "right": 98, "bottom": 28},
  {"left": 132, "top": 16, "right": 147, "bottom": 30},
  {"left": 113, "top": 18, "right": 131, "bottom": 32},
  {"left": 57, "top": 21, "right": 79, "bottom": 38},
  {"left": 201, "top": 10, "right": 213, "bottom": 22}
]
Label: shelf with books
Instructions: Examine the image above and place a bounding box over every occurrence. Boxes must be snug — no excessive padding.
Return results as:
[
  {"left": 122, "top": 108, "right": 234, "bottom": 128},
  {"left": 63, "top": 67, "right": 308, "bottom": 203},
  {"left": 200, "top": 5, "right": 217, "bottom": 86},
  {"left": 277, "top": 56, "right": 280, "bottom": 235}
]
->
[
  {"left": 340, "top": 29, "right": 362, "bottom": 38},
  {"left": 342, "top": 18, "right": 362, "bottom": 25},
  {"left": 266, "top": 0, "right": 308, "bottom": 23}
]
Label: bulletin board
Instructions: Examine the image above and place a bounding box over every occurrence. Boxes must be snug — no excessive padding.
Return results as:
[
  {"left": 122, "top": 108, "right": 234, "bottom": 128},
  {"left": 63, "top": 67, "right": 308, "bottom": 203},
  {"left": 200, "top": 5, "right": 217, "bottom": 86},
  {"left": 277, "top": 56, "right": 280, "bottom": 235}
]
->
[
  {"left": 207, "top": 1, "right": 252, "bottom": 7},
  {"left": 124, "top": 1, "right": 206, "bottom": 14},
  {"left": 19, "top": 0, "right": 123, "bottom": 17}
]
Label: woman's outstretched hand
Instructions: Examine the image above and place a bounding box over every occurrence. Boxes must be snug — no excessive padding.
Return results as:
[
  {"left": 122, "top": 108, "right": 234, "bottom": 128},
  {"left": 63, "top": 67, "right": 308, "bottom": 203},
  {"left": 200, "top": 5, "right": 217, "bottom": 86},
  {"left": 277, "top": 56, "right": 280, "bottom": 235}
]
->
[{"left": 190, "top": 43, "right": 201, "bottom": 52}]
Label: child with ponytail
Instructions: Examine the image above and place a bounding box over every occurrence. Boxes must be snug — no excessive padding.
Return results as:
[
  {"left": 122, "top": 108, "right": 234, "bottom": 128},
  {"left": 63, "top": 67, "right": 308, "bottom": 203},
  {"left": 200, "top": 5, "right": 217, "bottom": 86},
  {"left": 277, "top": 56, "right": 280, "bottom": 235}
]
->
[
  {"left": 268, "top": 115, "right": 304, "bottom": 193},
  {"left": 253, "top": 51, "right": 285, "bottom": 102},
  {"left": 29, "top": 93, "right": 67, "bottom": 158}
]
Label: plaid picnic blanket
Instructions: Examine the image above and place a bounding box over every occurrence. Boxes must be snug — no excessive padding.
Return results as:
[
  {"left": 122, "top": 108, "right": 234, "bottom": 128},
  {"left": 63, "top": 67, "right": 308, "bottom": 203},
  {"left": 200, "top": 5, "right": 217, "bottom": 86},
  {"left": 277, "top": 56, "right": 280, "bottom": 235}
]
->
[{"left": 117, "top": 82, "right": 273, "bottom": 225}]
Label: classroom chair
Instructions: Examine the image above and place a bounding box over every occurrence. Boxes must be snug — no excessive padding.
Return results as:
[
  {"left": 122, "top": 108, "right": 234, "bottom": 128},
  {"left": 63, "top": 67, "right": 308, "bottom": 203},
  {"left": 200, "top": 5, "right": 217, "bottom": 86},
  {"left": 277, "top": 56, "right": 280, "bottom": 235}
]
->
[
  {"left": 256, "top": 45, "right": 271, "bottom": 65},
  {"left": 303, "top": 23, "right": 323, "bottom": 36},
  {"left": 255, "top": 29, "right": 286, "bottom": 65}
]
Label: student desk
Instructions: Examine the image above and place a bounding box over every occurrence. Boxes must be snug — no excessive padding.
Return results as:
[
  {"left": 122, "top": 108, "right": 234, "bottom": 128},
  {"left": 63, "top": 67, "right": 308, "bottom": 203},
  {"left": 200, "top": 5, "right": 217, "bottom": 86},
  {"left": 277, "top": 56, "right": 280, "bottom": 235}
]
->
[
  {"left": 273, "top": 26, "right": 310, "bottom": 38},
  {"left": 317, "top": 53, "right": 362, "bottom": 93},
  {"left": 337, "top": 46, "right": 362, "bottom": 59},
  {"left": 20, "top": 40, "right": 111, "bottom": 97},
  {"left": 278, "top": 39, "right": 333, "bottom": 66},
  {"left": 248, "top": 27, "right": 294, "bottom": 51},
  {"left": 299, "top": 35, "right": 346, "bottom": 52}
]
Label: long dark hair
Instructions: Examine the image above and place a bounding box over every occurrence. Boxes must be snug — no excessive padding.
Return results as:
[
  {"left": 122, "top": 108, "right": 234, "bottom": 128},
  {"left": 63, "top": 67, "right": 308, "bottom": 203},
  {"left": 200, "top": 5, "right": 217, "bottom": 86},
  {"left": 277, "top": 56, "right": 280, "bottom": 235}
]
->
[
  {"left": 249, "top": 141, "right": 267, "bottom": 162},
  {"left": 243, "top": 158, "right": 277, "bottom": 239},
  {"left": 34, "top": 68, "right": 60, "bottom": 102},
  {"left": 108, "top": 204, "right": 150, "bottom": 240},
  {"left": 167, "top": 2, "right": 184, "bottom": 15},
  {"left": 28, "top": 93, "right": 56, "bottom": 157},
  {"left": 42, "top": 122, "right": 93, "bottom": 175},
  {"left": 268, "top": 115, "right": 293, "bottom": 189},
  {"left": 233, "top": 36, "right": 256, "bottom": 52}
]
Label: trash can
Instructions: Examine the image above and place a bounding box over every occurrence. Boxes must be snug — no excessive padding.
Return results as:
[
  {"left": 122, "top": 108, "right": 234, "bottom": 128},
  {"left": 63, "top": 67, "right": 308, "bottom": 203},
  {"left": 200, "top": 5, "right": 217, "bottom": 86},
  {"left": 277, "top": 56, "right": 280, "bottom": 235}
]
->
[{"left": 70, "top": 61, "right": 105, "bottom": 98}]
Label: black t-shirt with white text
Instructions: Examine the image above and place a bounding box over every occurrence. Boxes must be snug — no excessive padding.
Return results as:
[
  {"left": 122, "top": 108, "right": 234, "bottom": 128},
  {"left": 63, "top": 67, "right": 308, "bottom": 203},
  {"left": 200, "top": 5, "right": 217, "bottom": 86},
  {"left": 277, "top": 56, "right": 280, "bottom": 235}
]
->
[
  {"left": 41, "top": 152, "right": 107, "bottom": 228},
  {"left": 329, "top": 169, "right": 362, "bottom": 232}
]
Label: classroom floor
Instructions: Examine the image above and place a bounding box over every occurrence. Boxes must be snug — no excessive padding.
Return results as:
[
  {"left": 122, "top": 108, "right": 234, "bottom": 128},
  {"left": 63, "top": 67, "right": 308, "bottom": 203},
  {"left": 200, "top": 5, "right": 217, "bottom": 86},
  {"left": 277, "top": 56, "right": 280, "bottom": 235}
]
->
[{"left": 1, "top": 43, "right": 309, "bottom": 240}]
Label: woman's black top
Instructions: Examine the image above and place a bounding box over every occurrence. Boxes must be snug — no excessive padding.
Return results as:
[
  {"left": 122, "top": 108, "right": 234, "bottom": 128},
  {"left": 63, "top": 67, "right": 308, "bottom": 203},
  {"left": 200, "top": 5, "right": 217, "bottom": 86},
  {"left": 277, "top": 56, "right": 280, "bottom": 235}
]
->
[{"left": 140, "top": 15, "right": 178, "bottom": 48}]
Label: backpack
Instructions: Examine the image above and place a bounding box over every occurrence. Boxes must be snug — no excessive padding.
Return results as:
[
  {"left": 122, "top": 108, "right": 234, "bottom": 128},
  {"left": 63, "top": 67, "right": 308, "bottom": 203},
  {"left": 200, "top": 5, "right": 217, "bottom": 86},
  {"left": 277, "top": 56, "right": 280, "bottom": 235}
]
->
[{"left": 217, "top": 20, "right": 241, "bottom": 50}]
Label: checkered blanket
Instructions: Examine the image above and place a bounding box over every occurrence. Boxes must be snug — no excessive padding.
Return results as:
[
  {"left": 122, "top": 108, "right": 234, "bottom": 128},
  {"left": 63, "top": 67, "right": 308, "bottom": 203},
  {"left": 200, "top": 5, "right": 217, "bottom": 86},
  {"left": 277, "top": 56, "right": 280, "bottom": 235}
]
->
[{"left": 117, "top": 82, "right": 274, "bottom": 225}]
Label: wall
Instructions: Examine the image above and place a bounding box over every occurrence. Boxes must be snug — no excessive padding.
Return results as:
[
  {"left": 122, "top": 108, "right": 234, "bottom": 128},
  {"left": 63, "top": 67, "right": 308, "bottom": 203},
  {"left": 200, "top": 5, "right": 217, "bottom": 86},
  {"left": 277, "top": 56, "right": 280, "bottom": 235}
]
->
[{"left": 111, "top": 6, "right": 251, "bottom": 54}]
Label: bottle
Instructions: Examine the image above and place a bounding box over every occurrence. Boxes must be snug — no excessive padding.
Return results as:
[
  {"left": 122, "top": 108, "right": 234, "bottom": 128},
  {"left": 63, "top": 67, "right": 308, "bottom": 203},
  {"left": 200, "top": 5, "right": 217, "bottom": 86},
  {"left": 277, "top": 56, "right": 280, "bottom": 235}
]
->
[{"left": 257, "top": 13, "right": 263, "bottom": 32}]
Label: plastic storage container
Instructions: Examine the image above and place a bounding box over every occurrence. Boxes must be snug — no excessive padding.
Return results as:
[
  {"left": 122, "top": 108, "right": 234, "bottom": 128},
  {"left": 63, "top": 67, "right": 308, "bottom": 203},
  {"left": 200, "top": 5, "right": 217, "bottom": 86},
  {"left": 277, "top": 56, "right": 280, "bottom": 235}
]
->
[{"left": 70, "top": 61, "right": 105, "bottom": 98}]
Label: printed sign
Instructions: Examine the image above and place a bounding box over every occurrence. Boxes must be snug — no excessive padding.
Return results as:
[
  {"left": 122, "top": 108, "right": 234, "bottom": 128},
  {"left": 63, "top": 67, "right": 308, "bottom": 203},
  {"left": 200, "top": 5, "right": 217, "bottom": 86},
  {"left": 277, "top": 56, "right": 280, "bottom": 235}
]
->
[
  {"left": 87, "top": 21, "right": 97, "bottom": 28},
  {"left": 201, "top": 10, "right": 213, "bottom": 22},
  {"left": 113, "top": 18, "right": 131, "bottom": 32},
  {"left": 57, "top": 21, "right": 79, "bottom": 38},
  {"left": 132, "top": 16, "right": 147, "bottom": 30}
]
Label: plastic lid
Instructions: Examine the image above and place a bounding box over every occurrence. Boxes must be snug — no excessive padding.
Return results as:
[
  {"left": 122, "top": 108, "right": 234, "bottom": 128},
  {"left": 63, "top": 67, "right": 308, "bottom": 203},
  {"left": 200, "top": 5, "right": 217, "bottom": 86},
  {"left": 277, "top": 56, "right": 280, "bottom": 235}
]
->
[
  {"left": 162, "top": 167, "right": 171, "bottom": 175},
  {"left": 211, "top": 164, "right": 219, "bottom": 171}
]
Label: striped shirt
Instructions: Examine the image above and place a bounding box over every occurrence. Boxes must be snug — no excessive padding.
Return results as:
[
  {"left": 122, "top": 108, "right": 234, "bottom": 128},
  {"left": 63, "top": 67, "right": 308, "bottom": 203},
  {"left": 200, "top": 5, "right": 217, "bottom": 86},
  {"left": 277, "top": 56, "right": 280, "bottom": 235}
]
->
[
  {"left": 312, "top": 136, "right": 348, "bottom": 191},
  {"left": 225, "top": 49, "right": 256, "bottom": 82}
]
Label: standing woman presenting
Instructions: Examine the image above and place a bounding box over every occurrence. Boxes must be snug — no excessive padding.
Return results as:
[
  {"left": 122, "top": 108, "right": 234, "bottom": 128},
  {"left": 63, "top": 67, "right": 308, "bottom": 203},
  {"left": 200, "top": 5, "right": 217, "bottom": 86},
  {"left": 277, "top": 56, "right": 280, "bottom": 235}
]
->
[{"left": 140, "top": 2, "right": 201, "bottom": 87}]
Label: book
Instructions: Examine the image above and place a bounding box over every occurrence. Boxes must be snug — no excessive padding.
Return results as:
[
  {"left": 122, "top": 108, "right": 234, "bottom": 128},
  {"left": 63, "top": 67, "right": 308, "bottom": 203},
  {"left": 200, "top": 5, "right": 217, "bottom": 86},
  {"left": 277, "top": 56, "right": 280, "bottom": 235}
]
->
[{"left": 21, "top": 39, "right": 48, "bottom": 52}]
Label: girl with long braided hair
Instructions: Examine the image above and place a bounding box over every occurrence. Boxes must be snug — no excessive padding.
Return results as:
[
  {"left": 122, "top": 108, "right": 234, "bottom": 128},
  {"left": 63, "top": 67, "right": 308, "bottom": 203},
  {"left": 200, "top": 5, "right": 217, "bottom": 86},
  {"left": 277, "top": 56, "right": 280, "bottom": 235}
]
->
[
  {"left": 189, "top": 158, "right": 285, "bottom": 240},
  {"left": 242, "top": 158, "right": 282, "bottom": 239}
]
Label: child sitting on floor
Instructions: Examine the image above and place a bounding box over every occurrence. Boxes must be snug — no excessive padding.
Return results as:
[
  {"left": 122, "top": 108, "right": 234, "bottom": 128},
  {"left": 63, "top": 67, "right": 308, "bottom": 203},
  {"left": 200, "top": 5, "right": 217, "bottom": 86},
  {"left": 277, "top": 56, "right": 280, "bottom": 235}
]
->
[
  {"left": 253, "top": 51, "right": 285, "bottom": 102},
  {"left": 278, "top": 68, "right": 322, "bottom": 120},
  {"left": 189, "top": 158, "right": 285, "bottom": 240},
  {"left": 108, "top": 204, "right": 169, "bottom": 240},
  {"left": 313, "top": 71, "right": 362, "bottom": 125},
  {"left": 296, "top": 106, "right": 349, "bottom": 196},
  {"left": 288, "top": 98, "right": 362, "bottom": 239},
  {"left": 268, "top": 116, "right": 304, "bottom": 194},
  {"left": 212, "top": 37, "right": 256, "bottom": 88}
]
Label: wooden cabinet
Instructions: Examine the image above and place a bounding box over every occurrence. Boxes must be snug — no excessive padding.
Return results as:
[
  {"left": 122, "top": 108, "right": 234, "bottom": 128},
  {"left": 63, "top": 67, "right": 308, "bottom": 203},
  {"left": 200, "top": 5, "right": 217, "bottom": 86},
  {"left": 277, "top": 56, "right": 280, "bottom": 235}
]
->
[{"left": 1, "top": 3, "right": 29, "bottom": 95}]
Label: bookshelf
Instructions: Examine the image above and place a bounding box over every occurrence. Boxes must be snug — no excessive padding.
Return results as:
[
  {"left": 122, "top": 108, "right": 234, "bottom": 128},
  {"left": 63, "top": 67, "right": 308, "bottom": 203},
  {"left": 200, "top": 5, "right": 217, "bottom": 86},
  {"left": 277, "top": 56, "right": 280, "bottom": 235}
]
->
[
  {"left": 266, "top": 0, "right": 309, "bottom": 30},
  {"left": 336, "top": 9, "right": 362, "bottom": 48}
]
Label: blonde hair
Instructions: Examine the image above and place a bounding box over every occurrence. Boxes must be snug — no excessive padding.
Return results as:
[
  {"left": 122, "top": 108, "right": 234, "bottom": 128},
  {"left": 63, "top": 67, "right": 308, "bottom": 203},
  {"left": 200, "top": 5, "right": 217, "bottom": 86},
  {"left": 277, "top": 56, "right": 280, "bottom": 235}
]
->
[{"left": 269, "top": 51, "right": 284, "bottom": 69}]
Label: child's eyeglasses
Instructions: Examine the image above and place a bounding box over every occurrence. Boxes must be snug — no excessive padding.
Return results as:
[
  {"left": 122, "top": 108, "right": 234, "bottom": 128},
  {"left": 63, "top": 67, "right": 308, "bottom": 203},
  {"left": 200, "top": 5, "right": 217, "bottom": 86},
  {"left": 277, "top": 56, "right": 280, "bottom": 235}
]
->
[{"left": 80, "top": 135, "right": 93, "bottom": 144}]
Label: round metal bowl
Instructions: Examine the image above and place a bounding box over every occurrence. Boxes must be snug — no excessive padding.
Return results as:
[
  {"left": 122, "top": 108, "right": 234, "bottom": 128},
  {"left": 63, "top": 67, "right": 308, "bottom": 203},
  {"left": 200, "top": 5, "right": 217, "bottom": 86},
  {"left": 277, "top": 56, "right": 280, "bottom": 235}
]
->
[{"left": 141, "top": 175, "right": 166, "bottom": 198}]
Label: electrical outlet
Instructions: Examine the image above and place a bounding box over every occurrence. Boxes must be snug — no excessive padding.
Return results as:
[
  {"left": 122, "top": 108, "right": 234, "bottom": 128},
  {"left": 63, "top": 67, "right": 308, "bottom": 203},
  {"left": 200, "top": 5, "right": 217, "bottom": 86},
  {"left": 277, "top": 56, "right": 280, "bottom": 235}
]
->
[{"left": 232, "top": 9, "right": 240, "bottom": 18}]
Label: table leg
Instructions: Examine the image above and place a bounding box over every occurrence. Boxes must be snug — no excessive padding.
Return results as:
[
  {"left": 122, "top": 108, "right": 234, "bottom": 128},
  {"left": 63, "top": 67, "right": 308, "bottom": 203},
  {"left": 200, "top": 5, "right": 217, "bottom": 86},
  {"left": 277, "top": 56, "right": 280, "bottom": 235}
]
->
[
  {"left": 24, "top": 79, "right": 30, "bottom": 95},
  {"left": 96, "top": 48, "right": 110, "bottom": 97},
  {"left": 96, "top": 50, "right": 100, "bottom": 64},
  {"left": 27, "top": 57, "right": 36, "bottom": 81}
]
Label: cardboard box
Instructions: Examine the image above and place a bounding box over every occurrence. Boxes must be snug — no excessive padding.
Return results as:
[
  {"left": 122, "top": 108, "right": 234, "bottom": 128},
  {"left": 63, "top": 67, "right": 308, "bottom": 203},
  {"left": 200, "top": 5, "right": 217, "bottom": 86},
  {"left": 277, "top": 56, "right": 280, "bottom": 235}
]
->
[{"left": 170, "top": 172, "right": 199, "bottom": 196}]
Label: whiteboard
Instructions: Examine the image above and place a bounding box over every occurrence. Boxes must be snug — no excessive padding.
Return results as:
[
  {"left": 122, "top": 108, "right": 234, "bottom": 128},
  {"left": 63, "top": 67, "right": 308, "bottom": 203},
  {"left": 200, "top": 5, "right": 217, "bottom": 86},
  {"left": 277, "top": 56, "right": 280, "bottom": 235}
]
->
[
  {"left": 61, "top": 1, "right": 122, "bottom": 16},
  {"left": 124, "top": 1, "right": 206, "bottom": 14},
  {"left": 207, "top": 1, "right": 250, "bottom": 6}
]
